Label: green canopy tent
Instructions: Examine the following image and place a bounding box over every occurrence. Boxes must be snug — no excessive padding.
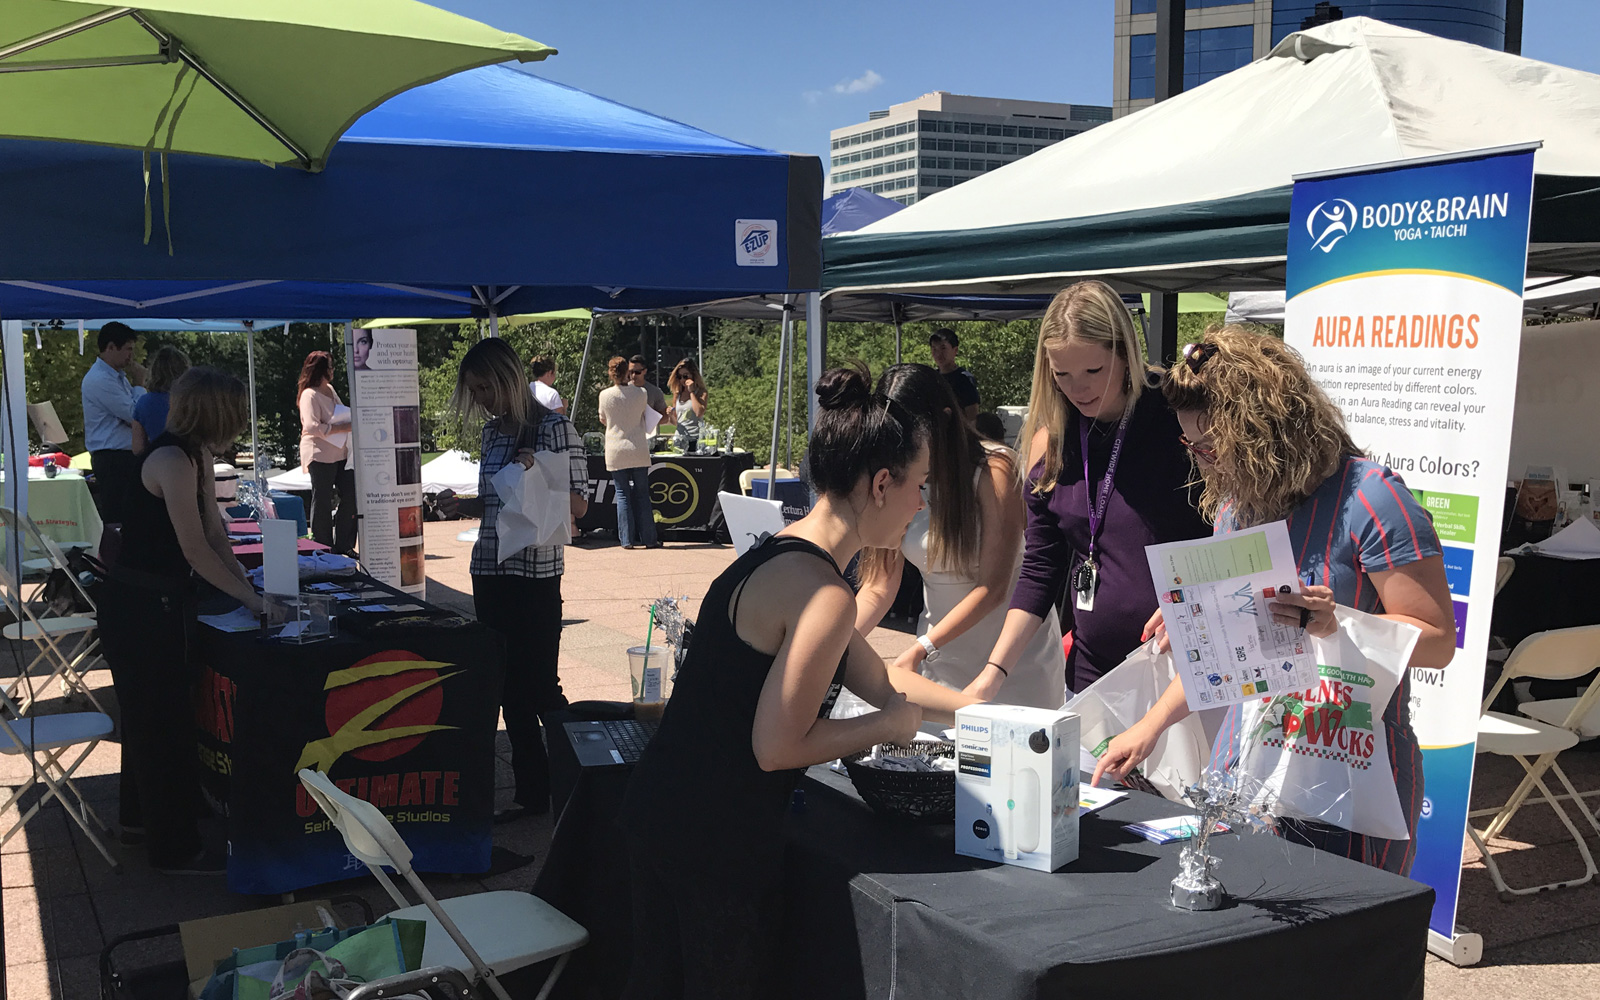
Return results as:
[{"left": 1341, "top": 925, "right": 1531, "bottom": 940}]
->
[{"left": 0, "top": 1, "right": 554, "bottom": 170}]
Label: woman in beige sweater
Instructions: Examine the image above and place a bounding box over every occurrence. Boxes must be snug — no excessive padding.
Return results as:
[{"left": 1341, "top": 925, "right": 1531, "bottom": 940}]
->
[
  {"left": 598, "top": 355, "right": 658, "bottom": 549},
  {"left": 297, "top": 351, "right": 355, "bottom": 554}
]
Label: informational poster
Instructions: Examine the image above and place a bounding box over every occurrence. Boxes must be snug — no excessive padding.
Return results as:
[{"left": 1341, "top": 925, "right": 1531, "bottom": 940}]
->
[
  {"left": 345, "top": 326, "right": 426, "bottom": 596},
  {"left": 1285, "top": 146, "right": 1536, "bottom": 952},
  {"left": 1146, "top": 522, "right": 1318, "bottom": 710}
]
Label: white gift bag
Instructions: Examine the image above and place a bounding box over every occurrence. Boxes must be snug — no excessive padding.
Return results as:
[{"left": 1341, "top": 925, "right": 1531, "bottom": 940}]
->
[
  {"left": 1235, "top": 606, "right": 1420, "bottom": 841},
  {"left": 1065, "top": 640, "right": 1212, "bottom": 802},
  {"left": 490, "top": 451, "right": 572, "bottom": 563}
]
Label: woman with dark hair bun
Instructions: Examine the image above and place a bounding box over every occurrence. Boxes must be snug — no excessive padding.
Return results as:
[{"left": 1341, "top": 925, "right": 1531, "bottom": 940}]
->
[{"left": 620, "top": 365, "right": 980, "bottom": 999}]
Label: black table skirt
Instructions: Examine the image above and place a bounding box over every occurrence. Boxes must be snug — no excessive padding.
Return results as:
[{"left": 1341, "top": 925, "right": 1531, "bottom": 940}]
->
[
  {"left": 577, "top": 452, "right": 756, "bottom": 542},
  {"left": 534, "top": 731, "right": 1432, "bottom": 1000},
  {"left": 1490, "top": 553, "right": 1600, "bottom": 698},
  {"left": 193, "top": 576, "right": 506, "bottom": 895}
]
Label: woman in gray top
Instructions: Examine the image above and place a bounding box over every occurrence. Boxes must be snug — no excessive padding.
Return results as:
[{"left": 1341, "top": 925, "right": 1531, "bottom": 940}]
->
[{"left": 667, "top": 358, "right": 708, "bottom": 452}]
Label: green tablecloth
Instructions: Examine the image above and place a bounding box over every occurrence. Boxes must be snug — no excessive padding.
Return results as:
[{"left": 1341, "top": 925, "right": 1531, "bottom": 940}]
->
[{"left": 0, "top": 468, "right": 102, "bottom": 554}]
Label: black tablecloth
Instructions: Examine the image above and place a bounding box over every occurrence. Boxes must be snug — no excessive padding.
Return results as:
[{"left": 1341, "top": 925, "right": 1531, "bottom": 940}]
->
[
  {"left": 193, "top": 576, "right": 505, "bottom": 895},
  {"left": 576, "top": 452, "right": 756, "bottom": 541},
  {"left": 534, "top": 734, "right": 1432, "bottom": 1000}
]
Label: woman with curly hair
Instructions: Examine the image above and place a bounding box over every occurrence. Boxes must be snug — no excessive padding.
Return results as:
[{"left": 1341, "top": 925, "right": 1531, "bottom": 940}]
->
[{"left": 1093, "top": 326, "right": 1456, "bottom": 875}]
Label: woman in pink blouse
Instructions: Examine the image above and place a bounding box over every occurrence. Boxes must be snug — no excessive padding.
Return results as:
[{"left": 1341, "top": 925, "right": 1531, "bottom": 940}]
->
[{"left": 297, "top": 351, "right": 355, "bottom": 554}]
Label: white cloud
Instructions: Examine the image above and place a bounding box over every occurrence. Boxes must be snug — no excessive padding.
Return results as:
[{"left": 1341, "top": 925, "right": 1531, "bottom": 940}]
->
[{"left": 832, "top": 69, "right": 883, "bottom": 96}]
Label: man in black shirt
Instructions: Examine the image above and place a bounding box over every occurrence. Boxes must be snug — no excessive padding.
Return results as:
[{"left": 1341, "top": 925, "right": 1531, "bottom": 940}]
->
[{"left": 929, "top": 328, "right": 979, "bottom": 420}]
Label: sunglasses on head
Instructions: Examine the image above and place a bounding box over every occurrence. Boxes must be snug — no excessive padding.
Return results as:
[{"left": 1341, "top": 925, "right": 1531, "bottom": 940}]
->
[{"left": 1182, "top": 341, "right": 1219, "bottom": 373}]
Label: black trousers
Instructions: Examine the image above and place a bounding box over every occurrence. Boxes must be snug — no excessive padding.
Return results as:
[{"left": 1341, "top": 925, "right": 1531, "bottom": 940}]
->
[
  {"left": 97, "top": 575, "right": 204, "bottom": 867},
  {"left": 307, "top": 459, "right": 357, "bottom": 554},
  {"left": 90, "top": 448, "right": 141, "bottom": 524},
  {"left": 471, "top": 573, "right": 567, "bottom": 809}
]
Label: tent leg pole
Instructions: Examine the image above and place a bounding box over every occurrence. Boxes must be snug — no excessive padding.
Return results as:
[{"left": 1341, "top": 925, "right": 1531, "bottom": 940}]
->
[
  {"left": 805, "top": 292, "right": 826, "bottom": 433},
  {"left": 768, "top": 297, "right": 792, "bottom": 493},
  {"left": 893, "top": 319, "right": 902, "bottom": 365},
  {"left": 571, "top": 315, "right": 597, "bottom": 418},
  {"left": 785, "top": 317, "right": 794, "bottom": 472},
  {"left": 246, "top": 322, "right": 261, "bottom": 493},
  {"left": 697, "top": 316, "right": 703, "bottom": 373},
  {"left": 489, "top": 312, "right": 500, "bottom": 339},
  {"left": 2, "top": 316, "right": 28, "bottom": 583}
]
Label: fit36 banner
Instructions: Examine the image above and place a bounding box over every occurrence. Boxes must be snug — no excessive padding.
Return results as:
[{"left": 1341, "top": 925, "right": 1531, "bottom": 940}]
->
[{"left": 1284, "top": 145, "right": 1536, "bottom": 958}]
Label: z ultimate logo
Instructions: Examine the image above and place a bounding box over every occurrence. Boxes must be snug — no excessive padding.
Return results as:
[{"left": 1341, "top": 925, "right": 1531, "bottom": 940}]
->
[
  {"left": 1307, "top": 198, "right": 1357, "bottom": 253},
  {"left": 296, "top": 650, "right": 460, "bottom": 772}
]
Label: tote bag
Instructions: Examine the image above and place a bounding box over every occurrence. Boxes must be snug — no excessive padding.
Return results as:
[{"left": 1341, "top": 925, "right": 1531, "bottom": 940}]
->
[{"left": 1235, "top": 606, "right": 1420, "bottom": 841}]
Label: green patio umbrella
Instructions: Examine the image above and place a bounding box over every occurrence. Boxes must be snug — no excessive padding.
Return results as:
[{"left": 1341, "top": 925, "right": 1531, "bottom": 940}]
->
[{"left": 0, "top": 0, "right": 556, "bottom": 171}]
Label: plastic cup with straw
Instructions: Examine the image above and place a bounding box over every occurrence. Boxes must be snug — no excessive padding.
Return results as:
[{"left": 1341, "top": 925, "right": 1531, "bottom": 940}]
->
[{"left": 629, "top": 606, "right": 666, "bottom": 720}]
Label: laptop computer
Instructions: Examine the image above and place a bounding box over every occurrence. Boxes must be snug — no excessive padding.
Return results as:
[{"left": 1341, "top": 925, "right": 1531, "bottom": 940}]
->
[
  {"left": 564, "top": 718, "right": 661, "bottom": 767},
  {"left": 718, "top": 491, "right": 787, "bottom": 556}
]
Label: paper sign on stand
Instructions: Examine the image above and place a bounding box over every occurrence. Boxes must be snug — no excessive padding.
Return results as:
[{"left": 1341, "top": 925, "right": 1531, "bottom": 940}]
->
[
  {"left": 260, "top": 519, "right": 299, "bottom": 597},
  {"left": 346, "top": 326, "right": 426, "bottom": 596},
  {"left": 1144, "top": 521, "right": 1318, "bottom": 710}
]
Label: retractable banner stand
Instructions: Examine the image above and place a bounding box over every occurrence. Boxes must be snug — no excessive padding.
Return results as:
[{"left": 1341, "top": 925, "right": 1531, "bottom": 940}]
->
[
  {"left": 346, "top": 326, "right": 427, "bottom": 596},
  {"left": 1285, "top": 145, "right": 1537, "bottom": 964}
]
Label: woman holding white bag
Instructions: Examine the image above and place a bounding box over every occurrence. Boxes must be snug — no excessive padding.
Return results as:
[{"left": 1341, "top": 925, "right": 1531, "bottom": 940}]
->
[
  {"left": 1094, "top": 327, "right": 1456, "bottom": 875},
  {"left": 440, "top": 339, "right": 589, "bottom": 820}
]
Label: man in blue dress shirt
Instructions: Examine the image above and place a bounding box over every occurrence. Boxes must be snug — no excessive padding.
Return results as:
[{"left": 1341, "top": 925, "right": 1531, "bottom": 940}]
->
[{"left": 80, "top": 322, "right": 147, "bottom": 523}]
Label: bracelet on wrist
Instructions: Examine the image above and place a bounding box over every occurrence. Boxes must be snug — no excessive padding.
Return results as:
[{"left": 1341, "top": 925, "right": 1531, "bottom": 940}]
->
[{"left": 985, "top": 661, "right": 1009, "bottom": 678}]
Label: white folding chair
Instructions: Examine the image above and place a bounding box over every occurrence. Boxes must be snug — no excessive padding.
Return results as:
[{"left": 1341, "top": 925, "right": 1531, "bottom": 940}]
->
[
  {"left": 0, "top": 559, "right": 106, "bottom": 714},
  {"left": 1469, "top": 625, "right": 1600, "bottom": 898},
  {"left": 297, "top": 769, "right": 588, "bottom": 1000},
  {"left": 0, "top": 696, "right": 119, "bottom": 872}
]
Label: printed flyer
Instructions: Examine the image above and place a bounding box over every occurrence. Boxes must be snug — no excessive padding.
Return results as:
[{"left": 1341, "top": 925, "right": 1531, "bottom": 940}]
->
[
  {"left": 1284, "top": 146, "right": 1536, "bottom": 947},
  {"left": 346, "top": 326, "right": 426, "bottom": 596},
  {"left": 1146, "top": 521, "right": 1318, "bottom": 710}
]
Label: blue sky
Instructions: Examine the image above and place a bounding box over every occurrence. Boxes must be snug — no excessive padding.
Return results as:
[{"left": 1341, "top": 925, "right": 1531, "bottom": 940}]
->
[{"left": 437, "top": 1, "right": 1600, "bottom": 164}]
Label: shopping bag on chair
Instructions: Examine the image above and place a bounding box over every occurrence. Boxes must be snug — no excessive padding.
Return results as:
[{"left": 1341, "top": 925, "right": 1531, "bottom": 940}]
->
[
  {"left": 1233, "top": 607, "right": 1420, "bottom": 840},
  {"left": 204, "top": 918, "right": 424, "bottom": 1000},
  {"left": 1065, "top": 640, "right": 1212, "bottom": 801}
]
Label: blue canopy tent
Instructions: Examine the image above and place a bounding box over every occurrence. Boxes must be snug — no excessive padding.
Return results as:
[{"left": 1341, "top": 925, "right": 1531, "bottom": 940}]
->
[{"left": 0, "top": 64, "right": 822, "bottom": 320}]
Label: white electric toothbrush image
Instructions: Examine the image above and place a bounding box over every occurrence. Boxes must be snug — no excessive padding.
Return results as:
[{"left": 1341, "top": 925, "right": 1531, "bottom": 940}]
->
[{"left": 1011, "top": 726, "right": 1043, "bottom": 857}]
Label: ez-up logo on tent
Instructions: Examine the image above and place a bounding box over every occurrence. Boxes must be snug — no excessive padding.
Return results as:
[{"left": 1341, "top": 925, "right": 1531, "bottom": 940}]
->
[
  {"left": 1306, "top": 190, "right": 1513, "bottom": 253},
  {"left": 736, "top": 219, "right": 778, "bottom": 266}
]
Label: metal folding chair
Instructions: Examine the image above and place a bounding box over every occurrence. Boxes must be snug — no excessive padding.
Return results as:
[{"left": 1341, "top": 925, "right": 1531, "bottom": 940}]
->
[
  {"left": 0, "top": 688, "right": 119, "bottom": 871},
  {"left": 0, "top": 555, "right": 106, "bottom": 714},
  {"left": 1470, "top": 625, "right": 1600, "bottom": 898},
  {"left": 298, "top": 769, "right": 588, "bottom": 1000}
]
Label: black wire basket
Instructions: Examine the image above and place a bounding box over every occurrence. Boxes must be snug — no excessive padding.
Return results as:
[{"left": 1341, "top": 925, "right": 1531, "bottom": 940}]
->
[{"left": 843, "top": 741, "right": 957, "bottom": 823}]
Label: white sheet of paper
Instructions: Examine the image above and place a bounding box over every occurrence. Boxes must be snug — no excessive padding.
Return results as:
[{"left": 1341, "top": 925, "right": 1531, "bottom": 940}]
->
[
  {"left": 1532, "top": 516, "right": 1600, "bottom": 560},
  {"left": 260, "top": 518, "right": 300, "bottom": 597},
  {"left": 276, "top": 620, "right": 310, "bottom": 638},
  {"left": 490, "top": 451, "right": 571, "bottom": 563},
  {"left": 1079, "top": 784, "right": 1128, "bottom": 815},
  {"left": 326, "top": 404, "right": 351, "bottom": 451},
  {"left": 1145, "top": 520, "right": 1318, "bottom": 711},
  {"left": 643, "top": 406, "right": 665, "bottom": 435},
  {"left": 198, "top": 606, "right": 260, "bottom": 633}
]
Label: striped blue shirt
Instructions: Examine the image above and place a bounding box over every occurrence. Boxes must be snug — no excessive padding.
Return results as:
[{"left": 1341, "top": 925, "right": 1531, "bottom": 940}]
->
[{"left": 1209, "top": 457, "right": 1440, "bottom": 874}]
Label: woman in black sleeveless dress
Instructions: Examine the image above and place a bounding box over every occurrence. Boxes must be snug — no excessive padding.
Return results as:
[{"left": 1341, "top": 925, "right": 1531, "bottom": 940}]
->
[
  {"left": 99, "top": 367, "right": 269, "bottom": 875},
  {"left": 620, "top": 367, "right": 981, "bottom": 999}
]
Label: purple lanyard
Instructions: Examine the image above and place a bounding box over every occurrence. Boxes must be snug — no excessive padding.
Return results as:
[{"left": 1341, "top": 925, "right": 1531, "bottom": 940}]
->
[{"left": 1079, "top": 405, "right": 1134, "bottom": 565}]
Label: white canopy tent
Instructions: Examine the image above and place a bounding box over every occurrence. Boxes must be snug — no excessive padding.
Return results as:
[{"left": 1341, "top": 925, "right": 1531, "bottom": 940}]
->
[
  {"left": 824, "top": 18, "right": 1600, "bottom": 298},
  {"left": 1226, "top": 276, "right": 1600, "bottom": 325}
]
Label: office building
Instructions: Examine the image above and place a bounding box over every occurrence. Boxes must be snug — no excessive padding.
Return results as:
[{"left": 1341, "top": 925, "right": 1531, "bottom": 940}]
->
[
  {"left": 1112, "top": 1, "right": 1511, "bottom": 118},
  {"left": 828, "top": 92, "right": 1111, "bottom": 206}
]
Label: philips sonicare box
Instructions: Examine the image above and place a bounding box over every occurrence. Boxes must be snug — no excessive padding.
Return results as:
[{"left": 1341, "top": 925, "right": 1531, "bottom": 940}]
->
[{"left": 954, "top": 704, "right": 1079, "bottom": 872}]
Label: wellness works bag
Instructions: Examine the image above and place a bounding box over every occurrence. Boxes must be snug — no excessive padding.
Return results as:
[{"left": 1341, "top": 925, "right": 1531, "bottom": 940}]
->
[
  {"left": 1236, "top": 607, "right": 1420, "bottom": 841},
  {"left": 1065, "top": 639, "right": 1212, "bottom": 802}
]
